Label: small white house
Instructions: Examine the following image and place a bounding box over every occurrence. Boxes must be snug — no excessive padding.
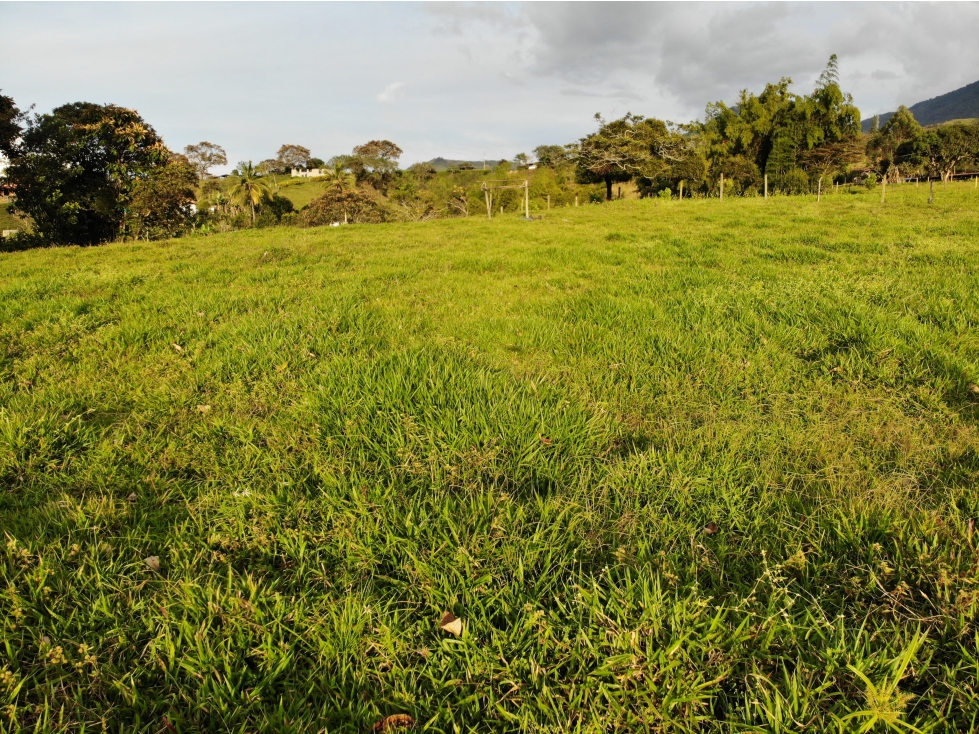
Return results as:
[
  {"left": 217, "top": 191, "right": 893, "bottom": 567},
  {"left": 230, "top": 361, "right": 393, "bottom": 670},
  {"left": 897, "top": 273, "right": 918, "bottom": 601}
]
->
[{"left": 292, "top": 169, "right": 326, "bottom": 178}]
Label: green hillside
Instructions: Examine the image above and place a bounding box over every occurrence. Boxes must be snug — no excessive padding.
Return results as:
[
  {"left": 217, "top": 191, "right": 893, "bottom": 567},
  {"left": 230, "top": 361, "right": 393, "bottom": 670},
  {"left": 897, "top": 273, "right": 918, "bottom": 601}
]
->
[
  {"left": 862, "top": 78, "right": 979, "bottom": 131},
  {"left": 2, "top": 184, "right": 979, "bottom": 731},
  {"left": 0, "top": 201, "right": 27, "bottom": 233}
]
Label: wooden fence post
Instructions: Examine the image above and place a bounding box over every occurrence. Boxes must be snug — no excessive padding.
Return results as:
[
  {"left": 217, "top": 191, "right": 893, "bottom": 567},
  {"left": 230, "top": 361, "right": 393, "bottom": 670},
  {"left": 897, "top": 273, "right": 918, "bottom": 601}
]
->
[
  {"left": 817, "top": 177, "right": 822, "bottom": 203},
  {"left": 881, "top": 176, "right": 886, "bottom": 203},
  {"left": 575, "top": 195, "right": 579, "bottom": 207},
  {"left": 929, "top": 178, "right": 934, "bottom": 205},
  {"left": 720, "top": 173, "right": 724, "bottom": 201},
  {"left": 679, "top": 181, "right": 684, "bottom": 200},
  {"left": 484, "top": 188, "right": 492, "bottom": 219},
  {"left": 764, "top": 174, "right": 768, "bottom": 200},
  {"left": 524, "top": 180, "right": 530, "bottom": 219},
  {"left": 547, "top": 194, "right": 550, "bottom": 211}
]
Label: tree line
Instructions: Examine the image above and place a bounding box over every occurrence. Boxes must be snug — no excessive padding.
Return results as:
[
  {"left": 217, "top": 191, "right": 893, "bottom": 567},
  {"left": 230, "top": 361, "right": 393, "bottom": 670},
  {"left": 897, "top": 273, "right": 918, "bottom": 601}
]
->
[{"left": 2, "top": 55, "right": 978, "bottom": 249}]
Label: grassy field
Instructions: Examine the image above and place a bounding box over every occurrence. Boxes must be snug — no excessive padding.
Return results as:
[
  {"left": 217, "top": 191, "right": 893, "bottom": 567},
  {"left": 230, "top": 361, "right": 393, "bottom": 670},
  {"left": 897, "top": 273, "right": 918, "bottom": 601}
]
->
[
  {"left": 272, "top": 178, "right": 328, "bottom": 209},
  {"left": 2, "top": 184, "right": 979, "bottom": 732}
]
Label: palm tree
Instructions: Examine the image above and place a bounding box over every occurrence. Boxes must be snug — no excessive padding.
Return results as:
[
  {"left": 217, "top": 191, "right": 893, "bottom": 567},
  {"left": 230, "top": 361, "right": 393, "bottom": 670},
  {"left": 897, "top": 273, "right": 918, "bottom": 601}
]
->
[
  {"left": 228, "top": 161, "right": 271, "bottom": 225},
  {"left": 322, "top": 161, "right": 356, "bottom": 193}
]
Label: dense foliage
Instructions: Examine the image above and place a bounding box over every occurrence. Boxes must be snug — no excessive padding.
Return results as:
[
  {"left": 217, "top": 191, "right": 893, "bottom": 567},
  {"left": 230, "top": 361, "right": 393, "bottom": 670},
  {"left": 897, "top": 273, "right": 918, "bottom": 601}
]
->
[{"left": 4, "top": 103, "right": 168, "bottom": 246}]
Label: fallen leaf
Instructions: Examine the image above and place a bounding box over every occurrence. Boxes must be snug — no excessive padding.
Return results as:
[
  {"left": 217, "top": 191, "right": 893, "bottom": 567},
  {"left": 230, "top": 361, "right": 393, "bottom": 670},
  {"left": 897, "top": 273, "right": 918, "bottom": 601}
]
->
[
  {"left": 969, "top": 384, "right": 979, "bottom": 394},
  {"left": 145, "top": 556, "right": 161, "bottom": 572},
  {"left": 372, "top": 714, "right": 415, "bottom": 732},
  {"left": 540, "top": 436, "right": 553, "bottom": 446},
  {"left": 703, "top": 522, "right": 719, "bottom": 536},
  {"left": 162, "top": 716, "right": 177, "bottom": 733},
  {"left": 197, "top": 311, "right": 205, "bottom": 317},
  {"left": 439, "top": 611, "right": 463, "bottom": 636},
  {"left": 127, "top": 492, "right": 138, "bottom": 503},
  {"left": 196, "top": 405, "right": 211, "bottom": 413},
  {"left": 171, "top": 343, "right": 183, "bottom": 353}
]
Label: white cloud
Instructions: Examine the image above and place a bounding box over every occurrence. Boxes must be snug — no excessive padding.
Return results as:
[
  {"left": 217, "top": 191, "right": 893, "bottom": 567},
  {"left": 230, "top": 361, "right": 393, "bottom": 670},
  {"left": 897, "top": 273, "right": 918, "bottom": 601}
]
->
[{"left": 377, "top": 82, "right": 406, "bottom": 104}]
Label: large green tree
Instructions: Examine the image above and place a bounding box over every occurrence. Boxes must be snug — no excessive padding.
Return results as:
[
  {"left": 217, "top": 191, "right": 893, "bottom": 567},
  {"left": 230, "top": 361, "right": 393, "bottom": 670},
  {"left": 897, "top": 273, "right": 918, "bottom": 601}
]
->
[
  {"left": 912, "top": 122, "right": 979, "bottom": 182},
  {"left": 866, "top": 106, "right": 922, "bottom": 181},
  {"left": 0, "top": 89, "right": 22, "bottom": 159},
  {"left": 700, "top": 56, "right": 860, "bottom": 192},
  {"left": 574, "top": 114, "right": 684, "bottom": 200},
  {"left": 5, "top": 102, "right": 168, "bottom": 246}
]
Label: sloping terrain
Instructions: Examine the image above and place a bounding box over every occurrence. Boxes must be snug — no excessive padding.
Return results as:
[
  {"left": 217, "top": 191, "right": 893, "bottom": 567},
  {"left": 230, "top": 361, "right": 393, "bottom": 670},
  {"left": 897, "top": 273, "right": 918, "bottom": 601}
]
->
[{"left": 862, "top": 78, "right": 979, "bottom": 131}]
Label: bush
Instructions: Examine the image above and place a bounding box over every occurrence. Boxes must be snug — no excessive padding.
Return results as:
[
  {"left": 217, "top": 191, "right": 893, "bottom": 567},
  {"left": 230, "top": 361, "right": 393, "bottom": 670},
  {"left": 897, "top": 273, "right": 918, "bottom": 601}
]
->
[
  {"left": 782, "top": 168, "right": 811, "bottom": 195},
  {"left": 302, "top": 186, "right": 384, "bottom": 226}
]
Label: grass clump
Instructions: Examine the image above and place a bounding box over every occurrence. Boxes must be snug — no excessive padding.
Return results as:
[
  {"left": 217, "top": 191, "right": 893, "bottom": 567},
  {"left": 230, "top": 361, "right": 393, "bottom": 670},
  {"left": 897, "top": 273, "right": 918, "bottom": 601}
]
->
[{"left": 1, "top": 184, "right": 979, "bottom": 732}]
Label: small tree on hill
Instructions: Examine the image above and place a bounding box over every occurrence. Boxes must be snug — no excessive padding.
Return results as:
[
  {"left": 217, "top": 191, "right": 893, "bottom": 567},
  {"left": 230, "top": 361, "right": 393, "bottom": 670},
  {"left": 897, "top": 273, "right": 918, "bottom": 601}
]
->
[
  {"left": 350, "top": 140, "right": 402, "bottom": 193},
  {"left": 183, "top": 141, "right": 227, "bottom": 178},
  {"left": 276, "top": 144, "right": 312, "bottom": 172}
]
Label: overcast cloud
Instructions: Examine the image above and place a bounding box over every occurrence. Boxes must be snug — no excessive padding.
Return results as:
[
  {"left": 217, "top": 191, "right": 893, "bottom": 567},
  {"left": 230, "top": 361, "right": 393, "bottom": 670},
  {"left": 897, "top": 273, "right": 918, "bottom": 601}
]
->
[{"left": 1, "top": 2, "right": 977, "bottom": 172}]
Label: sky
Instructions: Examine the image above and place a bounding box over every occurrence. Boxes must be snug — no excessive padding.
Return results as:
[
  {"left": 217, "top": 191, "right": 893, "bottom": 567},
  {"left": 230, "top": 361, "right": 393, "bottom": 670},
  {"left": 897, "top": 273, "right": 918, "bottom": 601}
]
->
[{"left": 2, "top": 2, "right": 978, "bottom": 173}]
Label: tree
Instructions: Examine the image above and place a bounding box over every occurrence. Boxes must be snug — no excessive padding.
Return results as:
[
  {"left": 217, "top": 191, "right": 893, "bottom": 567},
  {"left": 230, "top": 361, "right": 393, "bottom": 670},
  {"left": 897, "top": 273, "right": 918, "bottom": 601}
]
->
[
  {"left": 257, "top": 158, "right": 283, "bottom": 175},
  {"left": 228, "top": 161, "right": 272, "bottom": 225},
  {"left": 912, "top": 123, "right": 978, "bottom": 182},
  {"left": 700, "top": 56, "right": 861, "bottom": 193},
  {"left": 302, "top": 186, "right": 382, "bottom": 226},
  {"left": 513, "top": 152, "right": 529, "bottom": 167},
  {"left": 183, "top": 141, "right": 227, "bottom": 178},
  {"left": 533, "top": 144, "right": 572, "bottom": 168},
  {"left": 574, "top": 113, "right": 682, "bottom": 200},
  {"left": 866, "top": 106, "right": 922, "bottom": 181},
  {"left": 0, "top": 89, "right": 22, "bottom": 159},
  {"left": 128, "top": 152, "right": 198, "bottom": 239},
  {"left": 5, "top": 102, "right": 167, "bottom": 246},
  {"left": 322, "top": 160, "right": 357, "bottom": 194},
  {"left": 350, "top": 140, "right": 402, "bottom": 193},
  {"left": 276, "top": 144, "right": 311, "bottom": 171}
]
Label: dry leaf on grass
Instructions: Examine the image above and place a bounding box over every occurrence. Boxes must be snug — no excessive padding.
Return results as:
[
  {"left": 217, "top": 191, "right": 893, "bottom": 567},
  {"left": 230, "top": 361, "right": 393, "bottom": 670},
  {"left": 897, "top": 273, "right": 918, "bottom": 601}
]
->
[
  {"left": 540, "top": 436, "right": 553, "bottom": 446},
  {"left": 127, "top": 493, "right": 138, "bottom": 503},
  {"left": 969, "top": 384, "right": 979, "bottom": 394},
  {"left": 171, "top": 343, "right": 183, "bottom": 353},
  {"left": 372, "top": 714, "right": 415, "bottom": 732},
  {"left": 439, "top": 611, "right": 463, "bottom": 636},
  {"left": 196, "top": 405, "right": 211, "bottom": 413},
  {"left": 703, "top": 522, "right": 719, "bottom": 536},
  {"left": 145, "top": 556, "right": 161, "bottom": 572}
]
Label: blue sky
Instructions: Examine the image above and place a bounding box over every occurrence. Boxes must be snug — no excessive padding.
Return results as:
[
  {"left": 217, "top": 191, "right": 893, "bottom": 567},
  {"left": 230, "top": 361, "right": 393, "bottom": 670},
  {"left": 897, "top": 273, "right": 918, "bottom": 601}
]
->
[{"left": 2, "top": 2, "right": 977, "bottom": 172}]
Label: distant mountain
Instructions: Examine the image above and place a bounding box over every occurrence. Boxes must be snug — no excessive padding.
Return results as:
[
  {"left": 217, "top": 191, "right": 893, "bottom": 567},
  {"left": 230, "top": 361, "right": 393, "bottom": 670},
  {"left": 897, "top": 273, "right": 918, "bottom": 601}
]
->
[{"left": 862, "top": 79, "right": 979, "bottom": 132}]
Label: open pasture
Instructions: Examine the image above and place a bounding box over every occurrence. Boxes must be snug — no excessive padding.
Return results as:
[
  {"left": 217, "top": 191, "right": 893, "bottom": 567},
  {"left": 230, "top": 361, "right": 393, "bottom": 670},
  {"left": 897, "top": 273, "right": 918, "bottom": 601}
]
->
[{"left": 2, "top": 186, "right": 979, "bottom": 732}]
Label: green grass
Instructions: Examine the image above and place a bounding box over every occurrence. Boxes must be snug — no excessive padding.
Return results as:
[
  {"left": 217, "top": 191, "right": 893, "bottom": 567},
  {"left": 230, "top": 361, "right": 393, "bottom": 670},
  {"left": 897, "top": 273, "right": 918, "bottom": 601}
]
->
[
  {"left": 0, "top": 202, "right": 27, "bottom": 233},
  {"left": 2, "top": 183, "right": 979, "bottom": 732},
  {"left": 271, "top": 177, "right": 327, "bottom": 209}
]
